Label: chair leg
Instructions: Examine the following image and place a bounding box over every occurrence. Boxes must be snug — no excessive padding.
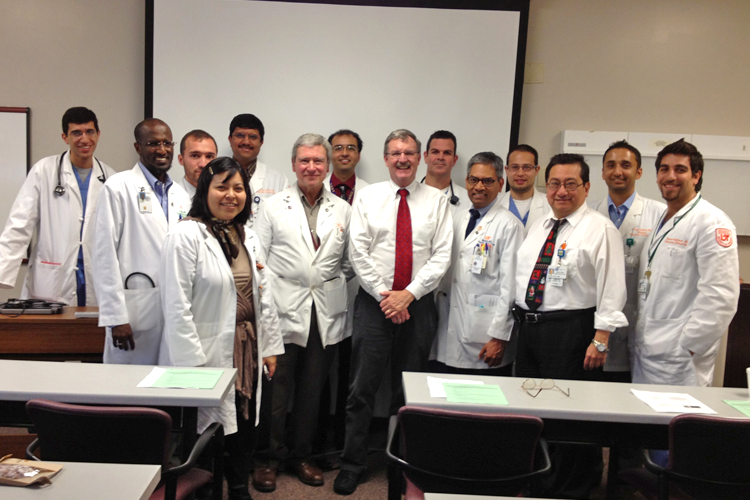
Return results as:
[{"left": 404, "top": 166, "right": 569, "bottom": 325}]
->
[{"left": 387, "top": 415, "right": 402, "bottom": 500}]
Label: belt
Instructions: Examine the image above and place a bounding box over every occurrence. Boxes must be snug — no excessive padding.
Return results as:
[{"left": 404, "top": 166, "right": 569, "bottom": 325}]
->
[{"left": 512, "top": 306, "right": 596, "bottom": 324}]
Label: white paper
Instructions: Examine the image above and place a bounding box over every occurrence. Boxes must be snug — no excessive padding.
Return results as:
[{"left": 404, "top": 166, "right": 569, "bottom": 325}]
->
[
  {"left": 137, "top": 367, "right": 166, "bottom": 388},
  {"left": 427, "top": 376, "right": 484, "bottom": 398},
  {"left": 631, "top": 389, "right": 716, "bottom": 414}
]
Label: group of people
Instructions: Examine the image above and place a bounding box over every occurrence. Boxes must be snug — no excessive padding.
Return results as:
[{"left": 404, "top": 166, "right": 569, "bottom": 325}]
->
[{"left": 0, "top": 106, "right": 740, "bottom": 499}]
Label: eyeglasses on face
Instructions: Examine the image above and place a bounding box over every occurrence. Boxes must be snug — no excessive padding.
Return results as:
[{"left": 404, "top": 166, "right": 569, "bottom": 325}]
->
[
  {"left": 387, "top": 151, "right": 419, "bottom": 158},
  {"left": 507, "top": 165, "right": 536, "bottom": 173},
  {"left": 333, "top": 145, "right": 358, "bottom": 152},
  {"left": 467, "top": 176, "right": 498, "bottom": 187},
  {"left": 546, "top": 181, "right": 584, "bottom": 192},
  {"left": 144, "top": 140, "right": 175, "bottom": 150},
  {"left": 232, "top": 132, "right": 260, "bottom": 141},
  {"left": 521, "top": 378, "right": 570, "bottom": 397}
]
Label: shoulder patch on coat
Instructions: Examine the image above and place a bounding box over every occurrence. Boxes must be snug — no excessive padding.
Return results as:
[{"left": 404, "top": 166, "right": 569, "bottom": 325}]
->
[{"left": 716, "top": 228, "right": 733, "bottom": 248}]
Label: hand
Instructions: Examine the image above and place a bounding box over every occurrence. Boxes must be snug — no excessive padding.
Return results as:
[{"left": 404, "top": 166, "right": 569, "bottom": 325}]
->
[
  {"left": 379, "top": 290, "right": 415, "bottom": 319},
  {"left": 112, "top": 324, "right": 135, "bottom": 351},
  {"left": 390, "top": 309, "right": 410, "bottom": 324},
  {"left": 478, "top": 338, "right": 507, "bottom": 367},
  {"left": 583, "top": 330, "right": 609, "bottom": 370},
  {"left": 263, "top": 356, "right": 277, "bottom": 378}
]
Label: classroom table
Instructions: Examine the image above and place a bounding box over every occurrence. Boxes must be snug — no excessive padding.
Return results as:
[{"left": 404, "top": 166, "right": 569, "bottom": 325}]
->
[
  {"left": 401, "top": 372, "right": 750, "bottom": 500},
  {"left": 0, "top": 359, "right": 237, "bottom": 458},
  {"left": 1, "top": 461, "right": 161, "bottom": 500},
  {"left": 0, "top": 307, "right": 104, "bottom": 362}
]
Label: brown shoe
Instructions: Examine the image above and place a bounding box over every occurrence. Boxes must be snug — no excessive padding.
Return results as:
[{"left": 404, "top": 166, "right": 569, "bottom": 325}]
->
[
  {"left": 295, "top": 460, "right": 324, "bottom": 486},
  {"left": 252, "top": 466, "right": 277, "bottom": 492}
]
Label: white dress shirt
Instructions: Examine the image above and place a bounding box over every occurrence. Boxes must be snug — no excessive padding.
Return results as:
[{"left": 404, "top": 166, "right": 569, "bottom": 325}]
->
[
  {"left": 514, "top": 204, "right": 628, "bottom": 333},
  {"left": 349, "top": 179, "right": 453, "bottom": 301}
]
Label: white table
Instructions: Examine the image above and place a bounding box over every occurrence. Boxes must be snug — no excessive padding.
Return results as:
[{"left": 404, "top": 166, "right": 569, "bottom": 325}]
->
[
  {"left": 0, "top": 360, "right": 237, "bottom": 455},
  {"left": 425, "top": 495, "right": 563, "bottom": 500},
  {"left": 1, "top": 462, "right": 161, "bottom": 500}
]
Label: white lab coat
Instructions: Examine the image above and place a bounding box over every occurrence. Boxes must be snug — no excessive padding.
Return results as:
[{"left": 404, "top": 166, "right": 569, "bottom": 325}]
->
[
  {"left": 92, "top": 164, "right": 191, "bottom": 365},
  {"left": 158, "top": 221, "right": 284, "bottom": 433},
  {"left": 324, "top": 172, "right": 369, "bottom": 338},
  {"left": 434, "top": 201, "right": 524, "bottom": 369},
  {"left": 498, "top": 188, "right": 550, "bottom": 235},
  {"left": 0, "top": 151, "right": 115, "bottom": 305},
  {"left": 593, "top": 192, "right": 666, "bottom": 372},
  {"left": 177, "top": 176, "right": 196, "bottom": 200},
  {"left": 633, "top": 196, "right": 740, "bottom": 387},
  {"left": 254, "top": 185, "right": 353, "bottom": 347},
  {"left": 247, "top": 161, "right": 290, "bottom": 229}
]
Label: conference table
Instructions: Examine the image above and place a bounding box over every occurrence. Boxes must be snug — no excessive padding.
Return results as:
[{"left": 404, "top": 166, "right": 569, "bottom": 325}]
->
[
  {"left": 401, "top": 372, "right": 750, "bottom": 500},
  {"left": 0, "top": 307, "right": 104, "bottom": 362},
  {"left": 0, "top": 359, "right": 237, "bottom": 458},
  {"left": 2, "top": 462, "right": 161, "bottom": 500}
]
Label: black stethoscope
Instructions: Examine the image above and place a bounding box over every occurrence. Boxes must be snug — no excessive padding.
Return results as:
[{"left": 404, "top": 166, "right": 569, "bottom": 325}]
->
[
  {"left": 54, "top": 151, "right": 107, "bottom": 196},
  {"left": 421, "top": 176, "right": 459, "bottom": 205}
]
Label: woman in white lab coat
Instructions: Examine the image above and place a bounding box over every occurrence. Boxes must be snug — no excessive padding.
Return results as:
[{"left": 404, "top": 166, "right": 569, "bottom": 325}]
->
[{"left": 159, "top": 157, "right": 283, "bottom": 500}]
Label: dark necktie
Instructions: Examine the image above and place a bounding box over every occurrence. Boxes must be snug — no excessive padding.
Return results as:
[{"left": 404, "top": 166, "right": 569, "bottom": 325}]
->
[
  {"left": 465, "top": 208, "right": 481, "bottom": 238},
  {"left": 336, "top": 184, "right": 348, "bottom": 201},
  {"left": 392, "top": 189, "right": 412, "bottom": 291},
  {"left": 525, "top": 219, "right": 565, "bottom": 311}
]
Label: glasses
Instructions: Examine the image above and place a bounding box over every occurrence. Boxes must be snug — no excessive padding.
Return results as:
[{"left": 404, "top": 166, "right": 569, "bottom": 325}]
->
[
  {"left": 387, "top": 151, "right": 419, "bottom": 158},
  {"left": 68, "top": 129, "right": 97, "bottom": 138},
  {"left": 521, "top": 379, "right": 570, "bottom": 398},
  {"left": 546, "top": 181, "right": 584, "bottom": 192},
  {"left": 232, "top": 132, "right": 260, "bottom": 141},
  {"left": 507, "top": 165, "right": 536, "bottom": 173},
  {"left": 467, "top": 176, "right": 498, "bottom": 187},
  {"left": 333, "top": 145, "right": 358, "bottom": 152},
  {"left": 144, "top": 140, "right": 175, "bottom": 150}
]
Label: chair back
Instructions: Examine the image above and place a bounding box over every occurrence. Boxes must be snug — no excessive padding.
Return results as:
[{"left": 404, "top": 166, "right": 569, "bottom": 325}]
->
[
  {"left": 26, "top": 399, "right": 172, "bottom": 467},
  {"left": 397, "top": 406, "right": 544, "bottom": 495},
  {"left": 669, "top": 414, "right": 750, "bottom": 500}
]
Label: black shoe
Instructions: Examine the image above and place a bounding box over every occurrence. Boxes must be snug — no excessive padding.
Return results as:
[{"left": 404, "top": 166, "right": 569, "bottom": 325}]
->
[{"left": 333, "top": 470, "right": 361, "bottom": 495}]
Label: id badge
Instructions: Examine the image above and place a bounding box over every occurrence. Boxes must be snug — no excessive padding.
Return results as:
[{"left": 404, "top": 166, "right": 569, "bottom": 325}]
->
[
  {"left": 638, "top": 277, "right": 650, "bottom": 297},
  {"left": 547, "top": 266, "right": 567, "bottom": 287},
  {"left": 625, "top": 255, "right": 639, "bottom": 274},
  {"left": 138, "top": 192, "right": 153, "bottom": 214},
  {"left": 471, "top": 254, "right": 483, "bottom": 274}
]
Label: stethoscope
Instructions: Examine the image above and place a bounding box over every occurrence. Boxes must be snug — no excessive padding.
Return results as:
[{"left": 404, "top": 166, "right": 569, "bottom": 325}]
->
[
  {"left": 54, "top": 151, "right": 107, "bottom": 196},
  {"left": 421, "top": 176, "right": 459, "bottom": 205}
]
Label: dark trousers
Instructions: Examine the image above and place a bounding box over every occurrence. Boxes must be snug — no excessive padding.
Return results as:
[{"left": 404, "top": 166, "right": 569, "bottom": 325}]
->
[
  {"left": 515, "top": 308, "right": 603, "bottom": 499},
  {"left": 430, "top": 360, "right": 513, "bottom": 377},
  {"left": 224, "top": 392, "right": 257, "bottom": 495},
  {"left": 340, "top": 289, "right": 437, "bottom": 475},
  {"left": 266, "top": 304, "right": 337, "bottom": 464}
]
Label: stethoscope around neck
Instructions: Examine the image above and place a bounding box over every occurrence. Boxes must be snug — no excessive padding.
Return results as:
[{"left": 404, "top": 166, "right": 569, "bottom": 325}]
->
[
  {"left": 54, "top": 150, "right": 107, "bottom": 196},
  {"left": 420, "top": 176, "right": 459, "bottom": 205}
]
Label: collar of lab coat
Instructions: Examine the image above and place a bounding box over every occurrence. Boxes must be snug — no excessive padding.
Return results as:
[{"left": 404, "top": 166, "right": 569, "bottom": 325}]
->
[
  {"left": 284, "top": 183, "right": 336, "bottom": 257},
  {"left": 597, "top": 191, "right": 645, "bottom": 238},
  {"left": 460, "top": 198, "right": 503, "bottom": 246}
]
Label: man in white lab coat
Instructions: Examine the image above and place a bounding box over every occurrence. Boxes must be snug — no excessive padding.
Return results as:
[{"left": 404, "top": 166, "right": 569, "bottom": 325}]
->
[
  {"left": 228, "top": 113, "right": 289, "bottom": 227},
  {"left": 634, "top": 139, "right": 739, "bottom": 387},
  {"left": 432, "top": 152, "right": 523, "bottom": 376},
  {"left": 498, "top": 144, "right": 550, "bottom": 235},
  {"left": 0, "top": 107, "right": 115, "bottom": 306},
  {"left": 92, "top": 118, "right": 190, "bottom": 365},
  {"left": 176, "top": 129, "right": 217, "bottom": 199},
  {"left": 591, "top": 140, "right": 666, "bottom": 381},
  {"left": 253, "top": 134, "right": 352, "bottom": 489},
  {"left": 421, "top": 130, "right": 470, "bottom": 217}
]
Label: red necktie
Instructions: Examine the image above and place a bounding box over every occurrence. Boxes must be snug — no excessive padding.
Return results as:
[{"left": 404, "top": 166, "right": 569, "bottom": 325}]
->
[
  {"left": 525, "top": 219, "right": 565, "bottom": 311},
  {"left": 393, "top": 189, "right": 412, "bottom": 291}
]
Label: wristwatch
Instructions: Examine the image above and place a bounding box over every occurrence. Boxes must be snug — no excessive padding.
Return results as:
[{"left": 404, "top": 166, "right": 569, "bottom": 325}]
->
[{"left": 591, "top": 339, "right": 609, "bottom": 353}]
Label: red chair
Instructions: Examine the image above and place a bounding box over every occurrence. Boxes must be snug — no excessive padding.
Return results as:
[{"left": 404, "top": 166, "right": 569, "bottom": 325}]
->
[
  {"left": 386, "top": 406, "right": 551, "bottom": 499},
  {"left": 25, "top": 399, "right": 223, "bottom": 500},
  {"left": 619, "top": 414, "right": 750, "bottom": 500}
]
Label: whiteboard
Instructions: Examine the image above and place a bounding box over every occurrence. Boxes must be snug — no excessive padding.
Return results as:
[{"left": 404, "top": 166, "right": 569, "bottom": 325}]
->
[
  {"left": 149, "top": 0, "right": 527, "bottom": 187},
  {"left": 0, "top": 108, "right": 30, "bottom": 243}
]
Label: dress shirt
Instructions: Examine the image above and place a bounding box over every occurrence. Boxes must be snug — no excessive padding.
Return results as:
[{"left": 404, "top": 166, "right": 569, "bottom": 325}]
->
[
  {"left": 330, "top": 172, "right": 357, "bottom": 201},
  {"left": 349, "top": 179, "right": 453, "bottom": 302},
  {"left": 514, "top": 204, "right": 628, "bottom": 332},
  {"left": 473, "top": 198, "right": 496, "bottom": 224},
  {"left": 607, "top": 191, "right": 636, "bottom": 229},
  {"left": 138, "top": 162, "right": 173, "bottom": 219},
  {"left": 300, "top": 186, "right": 324, "bottom": 249}
]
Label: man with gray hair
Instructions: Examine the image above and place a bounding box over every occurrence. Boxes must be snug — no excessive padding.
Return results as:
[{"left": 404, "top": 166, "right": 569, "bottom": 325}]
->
[
  {"left": 431, "top": 152, "right": 523, "bottom": 376},
  {"left": 253, "top": 133, "right": 352, "bottom": 489},
  {"left": 334, "top": 129, "right": 452, "bottom": 495}
]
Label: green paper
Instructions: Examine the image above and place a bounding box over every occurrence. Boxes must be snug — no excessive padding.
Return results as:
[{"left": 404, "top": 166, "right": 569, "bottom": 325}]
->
[
  {"left": 723, "top": 400, "right": 750, "bottom": 417},
  {"left": 152, "top": 369, "right": 223, "bottom": 389},
  {"left": 443, "top": 383, "right": 508, "bottom": 405}
]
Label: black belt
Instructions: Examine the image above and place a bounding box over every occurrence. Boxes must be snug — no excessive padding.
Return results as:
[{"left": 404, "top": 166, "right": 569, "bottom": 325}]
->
[{"left": 512, "top": 306, "right": 596, "bottom": 324}]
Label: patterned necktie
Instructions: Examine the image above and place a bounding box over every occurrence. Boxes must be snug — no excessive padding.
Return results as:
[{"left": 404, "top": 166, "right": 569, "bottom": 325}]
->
[
  {"left": 336, "top": 184, "right": 348, "bottom": 201},
  {"left": 392, "top": 189, "right": 413, "bottom": 291},
  {"left": 525, "top": 218, "right": 565, "bottom": 311},
  {"left": 465, "top": 208, "right": 481, "bottom": 238}
]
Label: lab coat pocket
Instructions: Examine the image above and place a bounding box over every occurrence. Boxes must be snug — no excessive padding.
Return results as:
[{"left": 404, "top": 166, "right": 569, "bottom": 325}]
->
[
  {"left": 463, "top": 294, "right": 500, "bottom": 344},
  {"left": 323, "top": 276, "right": 347, "bottom": 316},
  {"left": 271, "top": 276, "right": 301, "bottom": 317},
  {"left": 660, "top": 246, "right": 686, "bottom": 281},
  {"left": 640, "top": 314, "right": 690, "bottom": 358},
  {"left": 28, "top": 261, "right": 62, "bottom": 302},
  {"left": 124, "top": 287, "right": 162, "bottom": 332}
]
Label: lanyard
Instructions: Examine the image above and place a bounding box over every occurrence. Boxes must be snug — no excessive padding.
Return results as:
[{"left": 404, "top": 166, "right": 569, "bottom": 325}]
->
[{"left": 646, "top": 194, "right": 701, "bottom": 271}]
